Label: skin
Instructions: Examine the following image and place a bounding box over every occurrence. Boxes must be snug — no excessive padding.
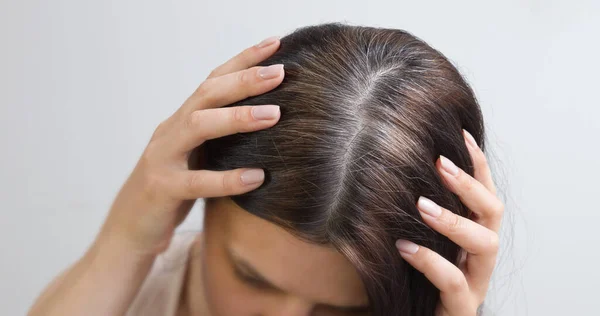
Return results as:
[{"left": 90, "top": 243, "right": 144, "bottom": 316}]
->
[
  {"left": 396, "top": 130, "right": 503, "bottom": 316},
  {"left": 178, "top": 196, "right": 369, "bottom": 316},
  {"left": 27, "top": 34, "right": 503, "bottom": 316},
  {"left": 177, "top": 129, "right": 502, "bottom": 316}
]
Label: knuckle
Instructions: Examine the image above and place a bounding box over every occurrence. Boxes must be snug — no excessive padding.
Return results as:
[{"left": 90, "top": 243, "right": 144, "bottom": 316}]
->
[
  {"left": 141, "top": 171, "right": 163, "bottom": 199},
  {"left": 236, "top": 70, "right": 247, "bottom": 85},
  {"left": 207, "top": 69, "right": 216, "bottom": 78},
  {"left": 221, "top": 172, "right": 237, "bottom": 194},
  {"left": 462, "top": 174, "right": 477, "bottom": 193},
  {"left": 447, "top": 273, "right": 468, "bottom": 293},
  {"left": 185, "top": 110, "right": 203, "bottom": 130},
  {"left": 195, "top": 81, "right": 215, "bottom": 106},
  {"left": 488, "top": 232, "right": 500, "bottom": 253},
  {"left": 446, "top": 213, "right": 463, "bottom": 234},
  {"left": 233, "top": 106, "right": 245, "bottom": 123},
  {"left": 491, "top": 200, "right": 505, "bottom": 217},
  {"left": 236, "top": 68, "right": 254, "bottom": 85},
  {"left": 232, "top": 106, "right": 252, "bottom": 125},
  {"left": 185, "top": 172, "right": 205, "bottom": 196},
  {"left": 189, "top": 110, "right": 204, "bottom": 128},
  {"left": 142, "top": 141, "right": 161, "bottom": 162},
  {"left": 196, "top": 79, "right": 210, "bottom": 96},
  {"left": 207, "top": 68, "right": 220, "bottom": 79},
  {"left": 421, "top": 249, "right": 438, "bottom": 270}
]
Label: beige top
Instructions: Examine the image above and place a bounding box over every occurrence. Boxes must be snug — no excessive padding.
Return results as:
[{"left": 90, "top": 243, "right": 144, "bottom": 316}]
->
[{"left": 125, "top": 231, "right": 198, "bottom": 316}]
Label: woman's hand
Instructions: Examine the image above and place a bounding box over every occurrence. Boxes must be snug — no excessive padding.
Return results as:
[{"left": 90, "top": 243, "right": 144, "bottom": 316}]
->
[
  {"left": 27, "top": 35, "right": 284, "bottom": 316},
  {"left": 97, "top": 36, "right": 285, "bottom": 257},
  {"left": 395, "top": 129, "right": 504, "bottom": 316}
]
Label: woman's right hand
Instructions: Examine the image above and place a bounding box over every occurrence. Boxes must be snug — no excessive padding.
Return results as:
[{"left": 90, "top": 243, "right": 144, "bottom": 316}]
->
[
  {"left": 27, "top": 35, "right": 284, "bottom": 316},
  {"left": 96, "top": 36, "right": 284, "bottom": 258}
]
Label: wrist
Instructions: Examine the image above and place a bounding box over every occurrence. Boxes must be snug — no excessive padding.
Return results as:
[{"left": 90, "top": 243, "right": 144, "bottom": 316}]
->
[
  {"left": 64, "top": 234, "right": 159, "bottom": 315},
  {"left": 85, "top": 232, "right": 159, "bottom": 271}
]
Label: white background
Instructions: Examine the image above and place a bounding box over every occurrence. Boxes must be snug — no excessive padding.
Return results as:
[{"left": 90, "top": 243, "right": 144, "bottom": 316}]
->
[{"left": 1, "top": 0, "right": 598, "bottom": 315}]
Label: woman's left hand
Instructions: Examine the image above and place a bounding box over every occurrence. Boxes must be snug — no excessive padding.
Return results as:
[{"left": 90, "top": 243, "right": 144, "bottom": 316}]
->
[{"left": 395, "top": 129, "right": 504, "bottom": 316}]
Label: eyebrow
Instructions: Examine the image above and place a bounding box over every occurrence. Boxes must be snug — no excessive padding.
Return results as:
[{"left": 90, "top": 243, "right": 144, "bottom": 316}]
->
[{"left": 226, "top": 246, "right": 371, "bottom": 313}]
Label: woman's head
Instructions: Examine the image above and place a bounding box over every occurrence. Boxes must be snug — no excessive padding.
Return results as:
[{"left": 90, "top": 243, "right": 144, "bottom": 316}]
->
[{"left": 198, "top": 22, "right": 484, "bottom": 316}]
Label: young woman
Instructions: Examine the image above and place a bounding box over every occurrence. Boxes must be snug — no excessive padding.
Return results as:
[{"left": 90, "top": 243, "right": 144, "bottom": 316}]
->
[{"left": 28, "top": 23, "right": 504, "bottom": 316}]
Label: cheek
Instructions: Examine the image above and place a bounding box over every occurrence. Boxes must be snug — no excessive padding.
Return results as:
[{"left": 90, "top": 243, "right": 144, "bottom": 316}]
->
[{"left": 202, "top": 240, "right": 274, "bottom": 315}]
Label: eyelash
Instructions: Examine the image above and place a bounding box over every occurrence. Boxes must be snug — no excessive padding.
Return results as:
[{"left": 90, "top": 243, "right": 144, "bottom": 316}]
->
[
  {"left": 233, "top": 268, "right": 369, "bottom": 315},
  {"left": 234, "top": 268, "right": 270, "bottom": 290}
]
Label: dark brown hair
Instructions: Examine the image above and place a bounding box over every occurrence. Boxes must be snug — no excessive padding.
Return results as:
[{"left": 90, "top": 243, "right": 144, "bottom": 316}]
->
[{"left": 200, "top": 22, "right": 485, "bottom": 316}]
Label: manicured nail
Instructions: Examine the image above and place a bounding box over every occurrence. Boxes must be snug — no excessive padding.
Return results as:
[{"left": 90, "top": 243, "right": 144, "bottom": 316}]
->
[
  {"left": 241, "top": 169, "right": 265, "bottom": 185},
  {"left": 258, "top": 64, "right": 284, "bottom": 80},
  {"left": 252, "top": 105, "right": 280, "bottom": 120},
  {"left": 256, "top": 36, "right": 279, "bottom": 48},
  {"left": 396, "top": 239, "right": 419, "bottom": 254},
  {"left": 417, "top": 196, "right": 442, "bottom": 217},
  {"left": 439, "top": 155, "right": 459, "bottom": 176},
  {"left": 463, "top": 129, "right": 478, "bottom": 148}
]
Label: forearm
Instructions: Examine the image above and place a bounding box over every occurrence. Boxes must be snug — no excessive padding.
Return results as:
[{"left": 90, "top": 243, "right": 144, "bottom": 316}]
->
[{"left": 27, "top": 236, "right": 157, "bottom": 316}]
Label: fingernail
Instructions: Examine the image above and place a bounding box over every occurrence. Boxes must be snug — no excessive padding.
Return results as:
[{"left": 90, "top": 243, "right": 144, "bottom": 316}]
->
[
  {"left": 417, "top": 196, "right": 442, "bottom": 217},
  {"left": 463, "top": 129, "right": 478, "bottom": 148},
  {"left": 252, "top": 105, "right": 280, "bottom": 120},
  {"left": 256, "top": 36, "right": 279, "bottom": 48},
  {"left": 396, "top": 239, "right": 419, "bottom": 254},
  {"left": 258, "top": 64, "right": 284, "bottom": 80},
  {"left": 439, "top": 155, "right": 459, "bottom": 177},
  {"left": 241, "top": 169, "right": 265, "bottom": 185}
]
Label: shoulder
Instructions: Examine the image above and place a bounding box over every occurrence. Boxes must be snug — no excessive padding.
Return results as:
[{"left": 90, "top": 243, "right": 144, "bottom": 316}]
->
[{"left": 125, "top": 231, "right": 200, "bottom": 316}]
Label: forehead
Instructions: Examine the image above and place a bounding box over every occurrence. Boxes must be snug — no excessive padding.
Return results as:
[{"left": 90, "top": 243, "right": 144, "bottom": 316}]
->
[{"left": 214, "top": 197, "right": 368, "bottom": 307}]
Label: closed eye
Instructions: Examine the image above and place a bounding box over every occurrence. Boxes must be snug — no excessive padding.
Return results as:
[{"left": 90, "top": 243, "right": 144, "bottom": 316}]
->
[
  {"left": 227, "top": 246, "right": 370, "bottom": 314},
  {"left": 233, "top": 264, "right": 276, "bottom": 291}
]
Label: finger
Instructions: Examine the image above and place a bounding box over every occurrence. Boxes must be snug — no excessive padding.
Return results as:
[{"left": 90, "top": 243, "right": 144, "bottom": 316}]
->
[
  {"left": 436, "top": 155, "right": 504, "bottom": 233},
  {"left": 416, "top": 196, "right": 499, "bottom": 292},
  {"left": 170, "top": 168, "right": 265, "bottom": 199},
  {"left": 462, "top": 129, "right": 497, "bottom": 196},
  {"left": 181, "top": 64, "right": 285, "bottom": 115},
  {"left": 173, "top": 105, "right": 281, "bottom": 154},
  {"left": 396, "top": 240, "right": 475, "bottom": 314},
  {"left": 161, "top": 37, "right": 280, "bottom": 133},
  {"left": 207, "top": 36, "right": 281, "bottom": 79},
  {"left": 417, "top": 196, "right": 499, "bottom": 256}
]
